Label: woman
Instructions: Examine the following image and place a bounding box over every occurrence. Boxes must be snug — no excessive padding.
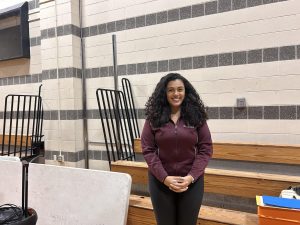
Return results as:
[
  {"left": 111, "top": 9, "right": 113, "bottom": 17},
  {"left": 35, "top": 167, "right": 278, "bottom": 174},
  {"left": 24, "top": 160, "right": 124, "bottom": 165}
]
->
[{"left": 141, "top": 73, "right": 213, "bottom": 225}]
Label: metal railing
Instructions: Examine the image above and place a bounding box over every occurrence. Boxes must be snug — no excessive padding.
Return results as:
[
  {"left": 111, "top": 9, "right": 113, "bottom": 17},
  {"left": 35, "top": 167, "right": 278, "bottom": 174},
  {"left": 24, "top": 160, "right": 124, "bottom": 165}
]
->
[
  {"left": 1, "top": 93, "right": 44, "bottom": 160},
  {"left": 96, "top": 88, "right": 135, "bottom": 166},
  {"left": 121, "top": 78, "right": 140, "bottom": 139}
]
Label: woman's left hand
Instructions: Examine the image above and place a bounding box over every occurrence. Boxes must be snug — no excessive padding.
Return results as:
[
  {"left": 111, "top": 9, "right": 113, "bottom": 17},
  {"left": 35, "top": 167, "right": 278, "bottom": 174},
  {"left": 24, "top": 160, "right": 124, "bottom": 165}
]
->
[{"left": 169, "top": 175, "right": 194, "bottom": 193}]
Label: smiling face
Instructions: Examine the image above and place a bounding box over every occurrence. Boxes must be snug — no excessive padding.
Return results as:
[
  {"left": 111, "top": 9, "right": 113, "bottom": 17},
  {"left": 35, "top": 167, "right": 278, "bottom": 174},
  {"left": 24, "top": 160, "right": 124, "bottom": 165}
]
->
[{"left": 166, "top": 79, "right": 185, "bottom": 112}]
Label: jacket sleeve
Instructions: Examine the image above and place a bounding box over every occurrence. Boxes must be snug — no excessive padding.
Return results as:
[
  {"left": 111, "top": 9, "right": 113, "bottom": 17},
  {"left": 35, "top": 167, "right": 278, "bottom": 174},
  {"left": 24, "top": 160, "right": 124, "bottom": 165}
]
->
[
  {"left": 188, "top": 122, "right": 213, "bottom": 181},
  {"left": 141, "top": 120, "right": 168, "bottom": 182}
]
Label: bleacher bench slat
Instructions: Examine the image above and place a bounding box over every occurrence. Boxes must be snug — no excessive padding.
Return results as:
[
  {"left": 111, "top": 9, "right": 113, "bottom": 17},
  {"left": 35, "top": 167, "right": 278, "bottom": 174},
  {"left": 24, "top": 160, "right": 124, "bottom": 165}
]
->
[
  {"left": 213, "top": 143, "right": 300, "bottom": 165},
  {"left": 133, "top": 139, "right": 300, "bottom": 165},
  {"left": 111, "top": 161, "right": 300, "bottom": 198}
]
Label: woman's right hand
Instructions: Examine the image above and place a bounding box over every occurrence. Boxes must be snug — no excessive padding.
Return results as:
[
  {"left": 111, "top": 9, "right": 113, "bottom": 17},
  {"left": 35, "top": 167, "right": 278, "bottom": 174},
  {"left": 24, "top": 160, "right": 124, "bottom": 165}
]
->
[{"left": 163, "top": 176, "right": 188, "bottom": 193}]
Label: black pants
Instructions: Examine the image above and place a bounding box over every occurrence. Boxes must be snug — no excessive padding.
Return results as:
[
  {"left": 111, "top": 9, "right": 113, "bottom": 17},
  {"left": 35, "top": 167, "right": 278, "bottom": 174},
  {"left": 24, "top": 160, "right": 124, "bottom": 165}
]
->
[{"left": 148, "top": 172, "right": 204, "bottom": 225}]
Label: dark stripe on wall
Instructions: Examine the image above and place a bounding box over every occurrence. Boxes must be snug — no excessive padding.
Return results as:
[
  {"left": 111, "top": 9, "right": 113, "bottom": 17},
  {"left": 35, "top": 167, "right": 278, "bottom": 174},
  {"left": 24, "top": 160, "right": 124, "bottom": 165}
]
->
[
  {"left": 9, "top": 45, "right": 298, "bottom": 85},
  {"left": 40, "top": 24, "right": 81, "bottom": 40},
  {"left": 46, "top": 147, "right": 300, "bottom": 164},
  {"left": 45, "top": 149, "right": 140, "bottom": 162},
  {"left": 85, "top": 44, "right": 300, "bottom": 77},
  {"left": 41, "top": 68, "right": 82, "bottom": 79},
  {"left": 0, "top": 74, "right": 42, "bottom": 86},
  {"left": 47, "top": 105, "right": 300, "bottom": 120},
  {"left": 28, "top": 0, "right": 39, "bottom": 10},
  {"left": 30, "top": 36, "right": 41, "bottom": 47},
  {"left": 208, "top": 105, "right": 300, "bottom": 120},
  {"left": 0, "top": 68, "right": 82, "bottom": 87},
  {"left": 29, "top": 0, "right": 287, "bottom": 42},
  {"left": 45, "top": 149, "right": 85, "bottom": 162},
  {"left": 3, "top": 44, "right": 299, "bottom": 85},
  {"left": 82, "top": 0, "right": 288, "bottom": 38},
  {"left": 1, "top": 106, "right": 299, "bottom": 121},
  {"left": 45, "top": 149, "right": 110, "bottom": 162}
]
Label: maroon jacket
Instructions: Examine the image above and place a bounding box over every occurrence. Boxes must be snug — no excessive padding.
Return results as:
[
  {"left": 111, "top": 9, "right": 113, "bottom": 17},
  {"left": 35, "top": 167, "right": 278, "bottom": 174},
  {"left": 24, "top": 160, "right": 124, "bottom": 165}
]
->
[{"left": 141, "top": 118, "right": 213, "bottom": 182}]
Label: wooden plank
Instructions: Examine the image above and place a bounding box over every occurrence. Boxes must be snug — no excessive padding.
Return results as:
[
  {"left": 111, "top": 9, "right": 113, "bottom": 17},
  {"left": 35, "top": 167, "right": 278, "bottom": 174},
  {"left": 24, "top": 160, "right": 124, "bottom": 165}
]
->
[
  {"left": 134, "top": 139, "right": 300, "bottom": 165},
  {"left": 204, "top": 172, "right": 300, "bottom": 198},
  {"left": 0, "top": 134, "right": 32, "bottom": 147},
  {"left": 206, "top": 168, "right": 300, "bottom": 183},
  {"left": 111, "top": 161, "right": 300, "bottom": 198},
  {"left": 127, "top": 206, "right": 156, "bottom": 225},
  {"left": 128, "top": 195, "right": 258, "bottom": 225},
  {"left": 134, "top": 138, "right": 142, "bottom": 153},
  {"left": 112, "top": 161, "right": 148, "bottom": 185},
  {"left": 213, "top": 143, "right": 300, "bottom": 165}
]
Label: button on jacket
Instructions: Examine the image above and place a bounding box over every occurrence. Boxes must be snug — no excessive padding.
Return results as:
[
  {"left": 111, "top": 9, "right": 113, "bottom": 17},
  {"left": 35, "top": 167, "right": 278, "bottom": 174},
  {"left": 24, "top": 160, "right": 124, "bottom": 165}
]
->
[{"left": 141, "top": 118, "right": 213, "bottom": 183}]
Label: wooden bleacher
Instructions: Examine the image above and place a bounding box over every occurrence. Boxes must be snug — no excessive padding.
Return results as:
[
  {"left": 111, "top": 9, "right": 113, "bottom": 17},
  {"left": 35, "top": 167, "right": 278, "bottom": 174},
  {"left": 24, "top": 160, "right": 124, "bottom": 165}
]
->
[
  {"left": 113, "top": 159, "right": 262, "bottom": 224},
  {"left": 112, "top": 160, "right": 300, "bottom": 198},
  {"left": 0, "top": 134, "right": 32, "bottom": 147},
  {"left": 113, "top": 139, "right": 300, "bottom": 225},
  {"left": 0, "top": 134, "right": 34, "bottom": 159}
]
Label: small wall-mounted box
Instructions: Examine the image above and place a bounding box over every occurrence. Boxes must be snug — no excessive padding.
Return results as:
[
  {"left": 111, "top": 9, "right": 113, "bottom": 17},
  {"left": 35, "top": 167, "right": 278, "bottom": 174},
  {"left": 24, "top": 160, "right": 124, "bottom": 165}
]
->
[{"left": 236, "top": 98, "right": 246, "bottom": 108}]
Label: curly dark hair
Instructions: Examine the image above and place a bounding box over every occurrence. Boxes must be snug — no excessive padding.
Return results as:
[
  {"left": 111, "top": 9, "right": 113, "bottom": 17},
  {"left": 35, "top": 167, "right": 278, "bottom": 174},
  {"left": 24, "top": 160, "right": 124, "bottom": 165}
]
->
[{"left": 145, "top": 73, "right": 208, "bottom": 128}]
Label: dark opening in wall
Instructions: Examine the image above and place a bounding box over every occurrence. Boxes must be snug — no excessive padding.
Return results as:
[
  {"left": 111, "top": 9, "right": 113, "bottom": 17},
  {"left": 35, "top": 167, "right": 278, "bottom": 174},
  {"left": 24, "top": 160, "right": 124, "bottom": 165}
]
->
[{"left": 0, "top": 2, "right": 30, "bottom": 61}]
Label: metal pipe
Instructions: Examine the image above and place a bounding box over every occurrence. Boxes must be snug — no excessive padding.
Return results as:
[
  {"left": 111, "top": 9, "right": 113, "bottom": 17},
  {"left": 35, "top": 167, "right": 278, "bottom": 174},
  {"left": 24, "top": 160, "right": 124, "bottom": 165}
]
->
[
  {"left": 112, "top": 35, "right": 118, "bottom": 91},
  {"left": 112, "top": 35, "right": 122, "bottom": 155},
  {"left": 79, "top": 0, "right": 89, "bottom": 169}
]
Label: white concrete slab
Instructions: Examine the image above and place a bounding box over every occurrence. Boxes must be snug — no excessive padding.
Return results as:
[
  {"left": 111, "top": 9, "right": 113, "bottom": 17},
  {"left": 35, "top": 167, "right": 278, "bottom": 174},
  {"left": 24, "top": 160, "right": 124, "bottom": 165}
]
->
[
  {"left": 0, "top": 160, "right": 132, "bottom": 225},
  {"left": 0, "top": 159, "right": 22, "bottom": 205}
]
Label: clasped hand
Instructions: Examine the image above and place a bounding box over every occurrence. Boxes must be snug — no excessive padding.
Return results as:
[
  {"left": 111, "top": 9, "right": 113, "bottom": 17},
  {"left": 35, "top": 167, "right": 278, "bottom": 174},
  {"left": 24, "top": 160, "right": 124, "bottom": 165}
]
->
[{"left": 163, "top": 175, "right": 193, "bottom": 193}]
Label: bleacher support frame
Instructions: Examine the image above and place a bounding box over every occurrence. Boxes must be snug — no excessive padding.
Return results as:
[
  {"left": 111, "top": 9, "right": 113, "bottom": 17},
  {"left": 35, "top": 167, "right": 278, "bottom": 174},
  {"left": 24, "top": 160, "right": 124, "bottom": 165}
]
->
[
  {"left": 96, "top": 88, "right": 135, "bottom": 167},
  {"left": 1, "top": 92, "right": 44, "bottom": 161}
]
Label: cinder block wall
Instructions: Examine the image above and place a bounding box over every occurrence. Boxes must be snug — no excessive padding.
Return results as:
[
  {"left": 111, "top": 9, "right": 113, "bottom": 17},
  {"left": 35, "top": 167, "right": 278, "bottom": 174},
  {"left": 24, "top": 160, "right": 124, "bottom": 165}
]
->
[{"left": 0, "top": 0, "right": 299, "bottom": 168}]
